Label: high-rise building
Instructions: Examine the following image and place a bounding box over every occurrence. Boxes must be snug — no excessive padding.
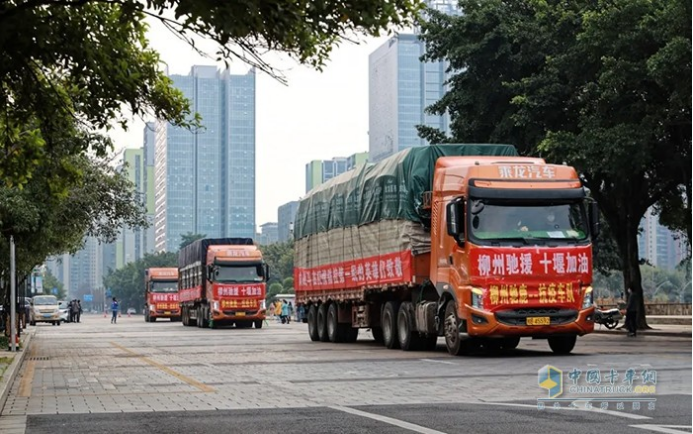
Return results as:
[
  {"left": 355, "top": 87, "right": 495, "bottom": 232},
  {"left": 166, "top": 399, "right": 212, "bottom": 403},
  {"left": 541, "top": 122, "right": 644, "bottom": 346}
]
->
[
  {"left": 277, "top": 200, "right": 299, "bottom": 242},
  {"left": 258, "top": 222, "right": 279, "bottom": 245},
  {"left": 142, "top": 122, "right": 157, "bottom": 255},
  {"left": 368, "top": 1, "right": 459, "bottom": 162},
  {"left": 116, "top": 148, "right": 145, "bottom": 266},
  {"left": 155, "top": 66, "right": 256, "bottom": 251},
  {"left": 638, "top": 207, "right": 688, "bottom": 270},
  {"left": 305, "top": 152, "right": 368, "bottom": 193}
]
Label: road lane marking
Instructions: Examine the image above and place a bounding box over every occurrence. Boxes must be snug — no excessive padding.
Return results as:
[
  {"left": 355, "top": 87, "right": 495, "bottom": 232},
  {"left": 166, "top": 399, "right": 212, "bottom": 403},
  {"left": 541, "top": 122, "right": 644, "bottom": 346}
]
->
[
  {"left": 329, "top": 406, "right": 448, "bottom": 434},
  {"left": 631, "top": 425, "right": 693, "bottom": 434},
  {"left": 18, "top": 346, "right": 37, "bottom": 398},
  {"left": 110, "top": 342, "right": 214, "bottom": 393}
]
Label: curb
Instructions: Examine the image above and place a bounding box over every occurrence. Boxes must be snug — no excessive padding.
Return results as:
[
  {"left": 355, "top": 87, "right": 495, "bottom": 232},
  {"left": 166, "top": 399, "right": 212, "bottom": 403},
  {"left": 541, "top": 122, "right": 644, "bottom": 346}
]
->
[
  {"left": 593, "top": 328, "right": 692, "bottom": 338},
  {"left": 0, "top": 331, "right": 33, "bottom": 414}
]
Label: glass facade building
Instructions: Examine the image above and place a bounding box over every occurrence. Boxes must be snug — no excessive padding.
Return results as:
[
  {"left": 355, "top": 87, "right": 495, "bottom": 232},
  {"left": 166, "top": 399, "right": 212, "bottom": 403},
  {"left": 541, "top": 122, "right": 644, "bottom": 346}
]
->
[
  {"left": 277, "top": 200, "right": 299, "bottom": 242},
  {"left": 368, "top": 0, "right": 459, "bottom": 163},
  {"left": 305, "top": 152, "right": 368, "bottom": 193},
  {"left": 155, "top": 66, "right": 256, "bottom": 252}
]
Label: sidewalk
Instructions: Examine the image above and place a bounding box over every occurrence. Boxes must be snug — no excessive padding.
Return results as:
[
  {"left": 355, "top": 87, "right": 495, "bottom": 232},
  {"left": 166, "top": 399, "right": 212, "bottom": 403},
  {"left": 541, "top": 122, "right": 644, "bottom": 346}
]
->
[
  {"left": 594, "top": 317, "right": 693, "bottom": 339},
  {"left": 0, "top": 331, "right": 33, "bottom": 414}
]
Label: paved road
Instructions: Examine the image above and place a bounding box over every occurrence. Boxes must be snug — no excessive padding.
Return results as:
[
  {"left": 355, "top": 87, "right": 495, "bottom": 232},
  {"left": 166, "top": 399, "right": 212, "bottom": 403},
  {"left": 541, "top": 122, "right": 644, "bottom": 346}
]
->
[{"left": 1, "top": 315, "right": 690, "bottom": 434}]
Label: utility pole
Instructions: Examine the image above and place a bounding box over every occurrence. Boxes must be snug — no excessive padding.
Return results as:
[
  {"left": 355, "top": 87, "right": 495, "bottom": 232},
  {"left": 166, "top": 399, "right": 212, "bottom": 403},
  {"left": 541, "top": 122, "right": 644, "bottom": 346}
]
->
[{"left": 10, "top": 236, "right": 17, "bottom": 352}]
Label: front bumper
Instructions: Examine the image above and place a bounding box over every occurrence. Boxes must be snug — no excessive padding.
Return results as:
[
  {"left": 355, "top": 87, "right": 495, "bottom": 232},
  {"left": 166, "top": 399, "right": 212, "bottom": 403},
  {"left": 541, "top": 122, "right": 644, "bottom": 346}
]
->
[
  {"left": 33, "top": 313, "right": 62, "bottom": 322},
  {"left": 212, "top": 309, "right": 266, "bottom": 322},
  {"left": 151, "top": 309, "right": 180, "bottom": 318},
  {"left": 465, "top": 305, "right": 595, "bottom": 338}
]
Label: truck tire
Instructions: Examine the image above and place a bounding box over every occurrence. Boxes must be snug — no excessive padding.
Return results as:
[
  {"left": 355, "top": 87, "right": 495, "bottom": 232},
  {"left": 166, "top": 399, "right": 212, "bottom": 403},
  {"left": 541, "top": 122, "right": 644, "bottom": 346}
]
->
[
  {"left": 397, "top": 302, "right": 421, "bottom": 351},
  {"left": 444, "top": 301, "right": 469, "bottom": 356},
  {"left": 382, "top": 301, "right": 400, "bottom": 349},
  {"left": 196, "top": 307, "right": 203, "bottom": 328},
  {"left": 307, "top": 305, "right": 320, "bottom": 341},
  {"left": 548, "top": 335, "right": 576, "bottom": 355},
  {"left": 317, "top": 303, "right": 329, "bottom": 342},
  {"left": 182, "top": 307, "right": 189, "bottom": 326},
  {"left": 254, "top": 320, "right": 263, "bottom": 329},
  {"left": 188, "top": 306, "right": 197, "bottom": 327},
  {"left": 327, "top": 303, "right": 340, "bottom": 343}
]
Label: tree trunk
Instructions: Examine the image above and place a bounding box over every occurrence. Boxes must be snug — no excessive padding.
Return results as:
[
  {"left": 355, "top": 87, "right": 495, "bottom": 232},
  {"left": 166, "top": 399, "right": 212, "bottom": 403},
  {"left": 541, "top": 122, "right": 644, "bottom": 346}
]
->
[
  {"left": 619, "top": 220, "right": 651, "bottom": 330},
  {"left": 604, "top": 205, "right": 650, "bottom": 330}
]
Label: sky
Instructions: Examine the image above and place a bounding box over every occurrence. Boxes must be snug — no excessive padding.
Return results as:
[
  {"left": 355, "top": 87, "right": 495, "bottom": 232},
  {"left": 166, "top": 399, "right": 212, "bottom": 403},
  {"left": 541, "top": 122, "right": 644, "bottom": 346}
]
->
[{"left": 109, "top": 18, "right": 391, "bottom": 231}]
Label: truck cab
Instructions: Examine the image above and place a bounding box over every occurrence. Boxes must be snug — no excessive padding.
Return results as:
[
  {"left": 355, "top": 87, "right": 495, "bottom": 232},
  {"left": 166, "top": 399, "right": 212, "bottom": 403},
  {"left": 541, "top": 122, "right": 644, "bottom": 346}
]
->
[
  {"left": 144, "top": 268, "right": 180, "bottom": 322},
  {"left": 431, "top": 157, "right": 599, "bottom": 354}
]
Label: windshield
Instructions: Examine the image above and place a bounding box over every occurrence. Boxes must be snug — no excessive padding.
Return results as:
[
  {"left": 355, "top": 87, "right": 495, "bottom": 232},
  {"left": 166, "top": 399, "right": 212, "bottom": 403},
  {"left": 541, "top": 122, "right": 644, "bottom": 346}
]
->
[
  {"left": 33, "top": 296, "right": 58, "bottom": 306},
  {"left": 469, "top": 200, "right": 588, "bottom": 244},
  {"left": 212, "top": 265, "right": 263, "bottom": 283},
  {"left": 150, "top": 280, "right": 178, "bottom": 293}
]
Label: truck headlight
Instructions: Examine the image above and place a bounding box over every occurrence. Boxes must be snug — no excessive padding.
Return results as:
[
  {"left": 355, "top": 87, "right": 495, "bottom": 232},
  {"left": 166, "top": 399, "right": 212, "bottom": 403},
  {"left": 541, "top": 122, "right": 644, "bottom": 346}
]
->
[
  {"left": 149, "top": 304, "right": 155, "bottom": 312},
  {"left": 213, "top": 301, "right": 220, "bottom": 311},
  {"left": 471, "top": 288, "right": 484, "bottom": 309},
  {"left": 582, "top": 287, "right": 594, "bottom": 309}
]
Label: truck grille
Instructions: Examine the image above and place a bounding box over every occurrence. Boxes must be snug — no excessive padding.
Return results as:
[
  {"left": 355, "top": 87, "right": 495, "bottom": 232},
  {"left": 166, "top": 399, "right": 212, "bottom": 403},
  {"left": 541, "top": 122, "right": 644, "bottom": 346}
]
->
[
  {"left": 222, "top": 310, "right": 258, "bottom": 316},
  {"left": 495, "top": 308, "right": 578, "bottom": 326}
]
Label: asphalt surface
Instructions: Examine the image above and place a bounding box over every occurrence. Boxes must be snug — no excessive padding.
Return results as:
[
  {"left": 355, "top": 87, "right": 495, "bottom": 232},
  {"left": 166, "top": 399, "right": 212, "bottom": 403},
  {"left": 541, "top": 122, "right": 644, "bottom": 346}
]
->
[{"left": 1, "top": 315, "right": 690, "bottom": 434}]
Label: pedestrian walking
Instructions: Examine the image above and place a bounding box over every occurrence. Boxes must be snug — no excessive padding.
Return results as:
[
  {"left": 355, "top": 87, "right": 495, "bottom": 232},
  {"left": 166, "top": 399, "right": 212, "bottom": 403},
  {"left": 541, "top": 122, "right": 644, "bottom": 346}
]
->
[
  {"left": 110, "top": 297, "right": 119, "bottom": 324},
  {"left": 287, "top": 302, "right": 294, "bottom": 324},
  {"left": 76, "top": 300, "right": 82, "bottom": 323},
  {"left": 275, "top": 301, "right": 283, "bottom": 323},
  {"left": 67, "top": 300, "right": 74, "bottom": 323},
  {"left": 281, "top": 299, "right": 289, "bottom": 324},
  {"left": 625, "top": 288, "right": 639, "bottom": 337},
  {"left": 71, "top": 299, "right": 80, "bottom": 324}
]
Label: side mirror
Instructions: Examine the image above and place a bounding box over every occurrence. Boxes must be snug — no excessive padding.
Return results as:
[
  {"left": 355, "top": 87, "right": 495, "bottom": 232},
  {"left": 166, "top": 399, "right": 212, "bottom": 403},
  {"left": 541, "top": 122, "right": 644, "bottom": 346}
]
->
[
  {"left": 446, "top": 198, "right": 464, "bottom": 239},
  {"left": 207, "top": 265, "right": 214, "bottom": 280},
  {"left": 589, "top": 201, "right": 600, "bottom": 238},
  {"left": 264, "top": 264, "right": 271, "bottom": 281}
]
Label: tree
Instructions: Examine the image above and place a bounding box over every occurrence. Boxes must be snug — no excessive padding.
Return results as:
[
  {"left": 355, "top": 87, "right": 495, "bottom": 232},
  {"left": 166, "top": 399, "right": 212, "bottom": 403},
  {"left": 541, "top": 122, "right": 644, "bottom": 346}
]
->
[
  {"left": 260, "top": 241, "right": 294, "bottom": 283},
  {"left": 42, "top": 270, "right": 67, "bottom": 301},
  {"left": 267, "top": 282, "right": 284, "bottom": 302},
  {"left": 0, "top": 155, "right": 148, "bottom": 305},
  {"left": 0, "top": 0, "right": 421, "bottom": 189},
  {"left": 103, "top": 251, "right": 178, "bottom": 312},
  {"left": 419, "top": 0, "right": 691, "bottom": 329},
  {"left": 179, "top": 233, "right": 206, "bottom": 250}
]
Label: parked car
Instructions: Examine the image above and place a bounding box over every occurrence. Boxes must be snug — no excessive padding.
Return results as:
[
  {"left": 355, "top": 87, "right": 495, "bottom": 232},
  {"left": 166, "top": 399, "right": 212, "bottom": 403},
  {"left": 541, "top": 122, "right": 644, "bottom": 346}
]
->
[
  {"left": 126, "top": 308, "right": 137, "bottom": 315},
  {"left": 58, "top": 300, "right": 70, "bottom": 323},
  {"left": 30, "top": 295, "right": 62, "bottom": 326}
]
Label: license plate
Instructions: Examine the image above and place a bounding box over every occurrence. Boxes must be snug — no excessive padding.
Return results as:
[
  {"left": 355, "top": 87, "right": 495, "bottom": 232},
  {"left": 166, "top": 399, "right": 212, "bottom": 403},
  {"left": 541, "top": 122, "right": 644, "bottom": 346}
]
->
[
  {"left": 235, "top": 312, "right": 246, "bottom": 317},
  {"left": 526, "top": 317, "right": 550, "bottom": 326},
  {"left": 43, "top": 314, "right": 52, "bottom": 318},
  {"left": 164, "top": 311, "right": 171, "bottom": 315}
]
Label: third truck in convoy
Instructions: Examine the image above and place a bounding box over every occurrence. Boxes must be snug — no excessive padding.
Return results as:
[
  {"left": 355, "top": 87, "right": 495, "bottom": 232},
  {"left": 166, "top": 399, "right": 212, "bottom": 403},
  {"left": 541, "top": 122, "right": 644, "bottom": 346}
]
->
[
  {"left": 178, "top": 238, "right": 268, "bottom": 329},
  {"left": 294, "top": 144, "right": 599, "bottom": 355},
  {"left": 144, "top": 267, "right": 180, "bottom": 322}
]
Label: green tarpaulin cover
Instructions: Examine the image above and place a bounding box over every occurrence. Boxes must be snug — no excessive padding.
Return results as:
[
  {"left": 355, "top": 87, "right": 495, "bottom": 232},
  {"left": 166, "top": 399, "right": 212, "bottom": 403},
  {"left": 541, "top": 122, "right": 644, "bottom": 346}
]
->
[{"left": 294, "top": 144, "right": 518, "bottom": 240}]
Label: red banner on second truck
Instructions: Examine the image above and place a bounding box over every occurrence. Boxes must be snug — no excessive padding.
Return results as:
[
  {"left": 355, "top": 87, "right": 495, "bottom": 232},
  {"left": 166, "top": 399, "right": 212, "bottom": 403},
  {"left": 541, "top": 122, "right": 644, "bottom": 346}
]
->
[{"left": 295, "top": 250, "right": 413, "bottom": 291}]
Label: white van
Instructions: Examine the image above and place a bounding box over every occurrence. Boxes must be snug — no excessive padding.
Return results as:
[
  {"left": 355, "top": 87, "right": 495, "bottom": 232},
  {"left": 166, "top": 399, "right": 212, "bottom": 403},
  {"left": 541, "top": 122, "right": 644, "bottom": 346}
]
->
[{"left": 30, "top": 295, "right": 62, "bottom": 326}]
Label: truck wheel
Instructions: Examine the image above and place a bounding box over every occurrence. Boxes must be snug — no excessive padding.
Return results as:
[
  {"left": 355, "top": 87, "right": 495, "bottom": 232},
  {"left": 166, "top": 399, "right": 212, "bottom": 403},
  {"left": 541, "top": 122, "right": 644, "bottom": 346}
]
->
[
  {"left": 182, "top": 308, "right": 188, "bottom": 326},
  {"left": 444, "top": 301, "right": 469, "bottom": 356},
  {"left": 382, "top": 301, "right": 400, "bottom": 349},
  {"left": 254, "top": 320, "right": 263, "bottom": 329},
  {"left": 371, "top": 327, "right": 384, "bottom": 343},
  {"left": 548, "top": 335, "right": 576, "bottom": 355},
  {"left": 397, "top": 302, "right": 421, "bottom": 351},
  {"left": 327, "top": 303, "right": 341, "bottom": 343},
  {"left": 317, "top": 303, "right": 329, "bottom": 342},
  {"left": 189, "top": 307, "right": 197, "bottom": 327},
  {"left": 307, "top": 305, "right": 320, "bottom": 341}
]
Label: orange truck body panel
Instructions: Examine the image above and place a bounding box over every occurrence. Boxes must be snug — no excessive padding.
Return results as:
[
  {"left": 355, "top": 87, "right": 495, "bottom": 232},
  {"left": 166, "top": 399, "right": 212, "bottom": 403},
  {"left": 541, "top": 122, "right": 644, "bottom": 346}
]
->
[{"left": 144, "top": 268, "right": 180, "bottom": 319}]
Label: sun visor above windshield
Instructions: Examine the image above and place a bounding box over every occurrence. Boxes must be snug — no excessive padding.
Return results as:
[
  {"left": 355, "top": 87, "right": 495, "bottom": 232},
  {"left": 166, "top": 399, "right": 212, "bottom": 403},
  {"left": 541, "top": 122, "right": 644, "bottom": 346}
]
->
[{"left": 468, "top": 181, "right": 586, "bottom": 200}]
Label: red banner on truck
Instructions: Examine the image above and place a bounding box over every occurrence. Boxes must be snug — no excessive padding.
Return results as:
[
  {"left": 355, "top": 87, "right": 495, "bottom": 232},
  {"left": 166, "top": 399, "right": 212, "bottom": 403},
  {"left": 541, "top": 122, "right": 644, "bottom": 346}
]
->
[{"left": 295, "top": 250, "right": 413, "bottom": 291}]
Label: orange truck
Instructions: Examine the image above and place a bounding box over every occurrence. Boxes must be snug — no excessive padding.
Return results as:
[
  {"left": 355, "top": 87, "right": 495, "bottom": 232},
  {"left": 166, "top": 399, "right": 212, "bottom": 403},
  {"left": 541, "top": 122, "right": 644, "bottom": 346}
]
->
[
  {"left": 178, "top": 238, "right": 268, "bottom": 329},
  {"left": 144, "top": 268, "right": 180, "bottom": 322},
  {"left": 294, "top": 144, "right": 598, "bottom": 355}
]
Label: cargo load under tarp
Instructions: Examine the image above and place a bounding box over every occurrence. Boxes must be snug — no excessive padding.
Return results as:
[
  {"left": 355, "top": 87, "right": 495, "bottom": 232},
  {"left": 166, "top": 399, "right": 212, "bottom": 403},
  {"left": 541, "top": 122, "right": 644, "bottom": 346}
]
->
[
  {"left": 178, "top": 238, "right": 254, "bottom": 280},
  {"left": 294, "top": 145, "right": 518, "bottom": 291}
]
